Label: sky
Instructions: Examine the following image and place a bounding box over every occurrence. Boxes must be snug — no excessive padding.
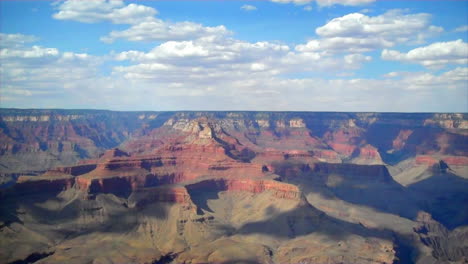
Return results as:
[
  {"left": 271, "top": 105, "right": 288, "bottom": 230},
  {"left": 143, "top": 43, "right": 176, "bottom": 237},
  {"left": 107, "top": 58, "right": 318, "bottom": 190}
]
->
[{"left": 0, "top": 0, "right": 467, "bottom": 112}]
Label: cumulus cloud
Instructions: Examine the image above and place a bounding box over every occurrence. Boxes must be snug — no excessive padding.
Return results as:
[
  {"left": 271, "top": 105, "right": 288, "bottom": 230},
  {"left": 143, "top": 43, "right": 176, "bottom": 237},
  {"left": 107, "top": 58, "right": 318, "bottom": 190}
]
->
[
  {"left": 53, "top": 0, "right": 156, "bottom": 24},
  {"left": 0, "top": 33, "right": 100, "bottom": 99},
  {"left": 297, "top": 10, "right": 443, "bottom": 54},
  {"left": 2, "top": 31, "right": 465, "bottom": 112},
  {"left": 271, "top": 0, "right": 374, "bottom": 6},
  {"left": 381, "top": 39, "right": 468, "bottom": 68},
  {"left": 112, "top": 33, "right": 374, "bottom": 89},
  {"left": 241, "top": 5, "right": 257, "bottom": 11},
  {"left": 101, "top": 20, "right": 229, "bottom": 43},
  {"left": 3, "top": 3, "right": 464, "bottom": 112},
  {"left": 53, "top": 0, "right": 228, "bottom": 43}
]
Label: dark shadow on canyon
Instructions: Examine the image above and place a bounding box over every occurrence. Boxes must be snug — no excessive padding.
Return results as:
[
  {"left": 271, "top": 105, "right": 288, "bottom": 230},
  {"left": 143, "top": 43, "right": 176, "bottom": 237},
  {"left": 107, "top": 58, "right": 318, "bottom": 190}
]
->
[
  {"left": 273, "top": 160, "right": 422, "bottom": 220},
  {"left": 186, "top": 188, "right": 219, "bottom": 214},
  {"left": 407, "top": 171, "right": 468, "bottom": 229}
]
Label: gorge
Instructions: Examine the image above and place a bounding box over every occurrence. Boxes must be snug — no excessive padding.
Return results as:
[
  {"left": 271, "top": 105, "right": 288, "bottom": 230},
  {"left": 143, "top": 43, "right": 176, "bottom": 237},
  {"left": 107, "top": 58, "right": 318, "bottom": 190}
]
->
[{"left": 0, "top": 109, "right": 467, "bottom": 264}]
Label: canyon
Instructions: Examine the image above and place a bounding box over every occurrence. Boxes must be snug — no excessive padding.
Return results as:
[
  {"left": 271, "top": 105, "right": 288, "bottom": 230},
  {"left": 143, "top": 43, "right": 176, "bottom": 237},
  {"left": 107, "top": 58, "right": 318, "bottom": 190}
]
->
[{"left": 0, "top": 109, "right": 467, "bottom": 264}]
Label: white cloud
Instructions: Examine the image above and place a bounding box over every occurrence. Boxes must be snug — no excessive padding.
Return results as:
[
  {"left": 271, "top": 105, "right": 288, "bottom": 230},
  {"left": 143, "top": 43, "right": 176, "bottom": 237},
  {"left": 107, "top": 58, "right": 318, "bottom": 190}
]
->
[
  {"left": 381, "top": 39, "right": 468, "bottom": 68},
  {"left": 344, "top": 53, "right": 372, "bottom": 64},
  {"left": 53, "top": 0, "right": 156, "bottom": 24},
  {"left": 296, "top": 37, "right": 393, "bottom": 54},
  {"left": 241, "top": 5, "right": 257, "bottom": 11},
  {"left": 316, "top": 0, "right": 375, "bottom": 6},
  {"left": 0, "top": 46, "right": 59, "bottom": 59},
  {"left": 101, "top": 20, "right": 229, "bottom": 43},
  {"left": 270, "top": 0, "right": 374, "bottom": 6},
  {"left": 0, "top": 33, "right": 38, "bottom": 48},
  {"left": 0, "top": 33, "right": 100, "bottom": 99},
  {"left": 53, "top": 0, "right": 227, "bottom": 43},
  {"left": 391, "top": 67, "right": 468, "bottom": 90},
  {"left": 2, "top": 32, "right": 465, "bottom": 112},
  {"left": 297, "top": 10, "right": 443, "bottom": 54},
  {"left": 454, "top": 25, "right": 468, "bottom": 32},
  {"left": 271, "top": 0, "right": 312, "bottom": 5},
  {"left": 303, "top": 6, "right": 313, "bottom": 11},
  {"left": 112, "top": 34, "right": 372, "bottom": 87}
]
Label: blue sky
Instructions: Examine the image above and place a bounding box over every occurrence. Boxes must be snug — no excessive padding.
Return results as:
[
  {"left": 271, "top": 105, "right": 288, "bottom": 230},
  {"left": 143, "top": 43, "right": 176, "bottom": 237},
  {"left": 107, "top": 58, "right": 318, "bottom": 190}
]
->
[{"left": 0, "top": 0, "right": 467, "bottom": 112}]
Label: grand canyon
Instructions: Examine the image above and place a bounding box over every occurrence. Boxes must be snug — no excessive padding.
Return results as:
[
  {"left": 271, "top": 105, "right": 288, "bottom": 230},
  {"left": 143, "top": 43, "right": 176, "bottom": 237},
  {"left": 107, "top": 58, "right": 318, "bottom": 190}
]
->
[{"left": 0, "top": 109, "right": 467, "bottom": 264}]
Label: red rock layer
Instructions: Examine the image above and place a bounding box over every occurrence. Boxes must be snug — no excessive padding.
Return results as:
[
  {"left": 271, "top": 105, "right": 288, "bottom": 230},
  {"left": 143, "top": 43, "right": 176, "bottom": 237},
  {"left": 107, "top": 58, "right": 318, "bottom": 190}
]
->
[
  {"left": 392, "top": 130, "right": 413, "bottom": 150},
  {"left": 312, "top": 149, "right": 340, "bottom": 162},
  {"left": 357, "top": 145, "right": 382, "bottom": 161},
  {"left": 329, "top": 143, "right": 357, "bottom": 156},
  {"left": 66, "top": 138, "right": 266, "bottom": 195},
  {"left": 415, "top": 156, "right": 439, "bottom": 166},
  {"left": 442, "top": 156, "right": 468, "bottom": 166},
  {"left": 415, "top": 155, "right": 468, "bottom": 166},
  {"left": 55, "top": 164, "right": 97, "bottom": 176}
]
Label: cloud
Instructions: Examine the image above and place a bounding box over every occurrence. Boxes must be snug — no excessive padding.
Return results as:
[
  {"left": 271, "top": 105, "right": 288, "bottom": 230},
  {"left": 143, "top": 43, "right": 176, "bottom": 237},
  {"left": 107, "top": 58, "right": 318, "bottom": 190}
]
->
[
  {"left": 53, "top": 0, "right": 228, "bottom": 43},
  {"left": 2, "top": 32, "right": 465, "bottom": 112},
  {"left": 0, "top": 45, "right": 59, "bottom": 59},
  {"left": 241, "top": 5, "right": 257, "bottom": 11},
  {"left": 270, "top": 0, "right": 374, "bottom": 6},
  {"left": 303, "top": 6, "right": 313, "bottom": 11},
  {"left": 53, "top": 0, "right": 157, "bottom": 24},
  {"left": 381, "top": 39, "right": 468, "bottom": 68},
  {"left": 0, "top": 33, "right": 100, "bottom": 99},
  {"left": 385, "top": 67, "right": 468, "bottom": 90},
  {"left": 4, "top": 3, "right": 465, "bottom": 112},
  {"left": 344, "top": 53, "right": 372, "bottom": 64},
  {"left": 112, "top": 33, "right": 373, "bottom": 87},
  {"left": 316, "top": 0, "right": 375, "bottom": 6},
  {"left": 454, "top": 25, "right": 468, "bottom": 32},
  {"left": 0, "top": 33, "right": 38, "bottom": 48},
  {"left": 101, "top": 20, "right": 229, "bottom": 43},
  {"left": 53, "top": 0, "right": 156, "bottom": 24},
  {"left": 271, "top": 0, "right": 311, "bottom": 5},
  {"left": 296, "top": 10, "right": 443, "bottom": 54}
]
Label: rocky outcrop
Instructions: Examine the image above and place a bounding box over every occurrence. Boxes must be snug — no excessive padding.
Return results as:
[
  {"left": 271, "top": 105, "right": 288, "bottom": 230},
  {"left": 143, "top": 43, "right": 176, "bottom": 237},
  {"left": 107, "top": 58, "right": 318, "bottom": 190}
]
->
[
  {"left": 186, "top": 178, "right": 301, "bottom": 200},
  {"left": 414, "top": 212, "right": 468, "bottom": 262},
  {"left": 392, "top": 129, "right": 413, "bottom": 151},
  {"left": 10, "top": 175, "right": 75, "bottom": 196},
  {"left": 132, "top": 186, "right": 193, "bottom": 207},
  {"left": 312, "top": 163, "right": 393, "bottom": 183},
  {"left": 357, "top": 145, "right": 381, "bottom": 160}
]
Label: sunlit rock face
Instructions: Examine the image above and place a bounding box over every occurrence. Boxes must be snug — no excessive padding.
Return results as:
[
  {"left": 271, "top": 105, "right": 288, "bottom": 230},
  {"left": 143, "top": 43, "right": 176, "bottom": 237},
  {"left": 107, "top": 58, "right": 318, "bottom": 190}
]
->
[{"left": 0, "top": 110, "right": 467, "bottom": 264}]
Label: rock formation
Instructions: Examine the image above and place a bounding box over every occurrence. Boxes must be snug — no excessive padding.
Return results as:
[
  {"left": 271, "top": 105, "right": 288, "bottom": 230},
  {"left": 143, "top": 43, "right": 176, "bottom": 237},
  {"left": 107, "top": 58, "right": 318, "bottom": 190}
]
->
[{"left": 0, "top": 109, "right": 467, "bottom": 264}]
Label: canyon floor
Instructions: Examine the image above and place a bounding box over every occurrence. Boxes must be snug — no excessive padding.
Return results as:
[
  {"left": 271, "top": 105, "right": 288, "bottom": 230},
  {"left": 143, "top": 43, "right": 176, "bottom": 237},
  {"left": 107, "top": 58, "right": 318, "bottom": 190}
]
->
[{"left": 0, "top": 110, "right": 467, "bottom": 264}]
